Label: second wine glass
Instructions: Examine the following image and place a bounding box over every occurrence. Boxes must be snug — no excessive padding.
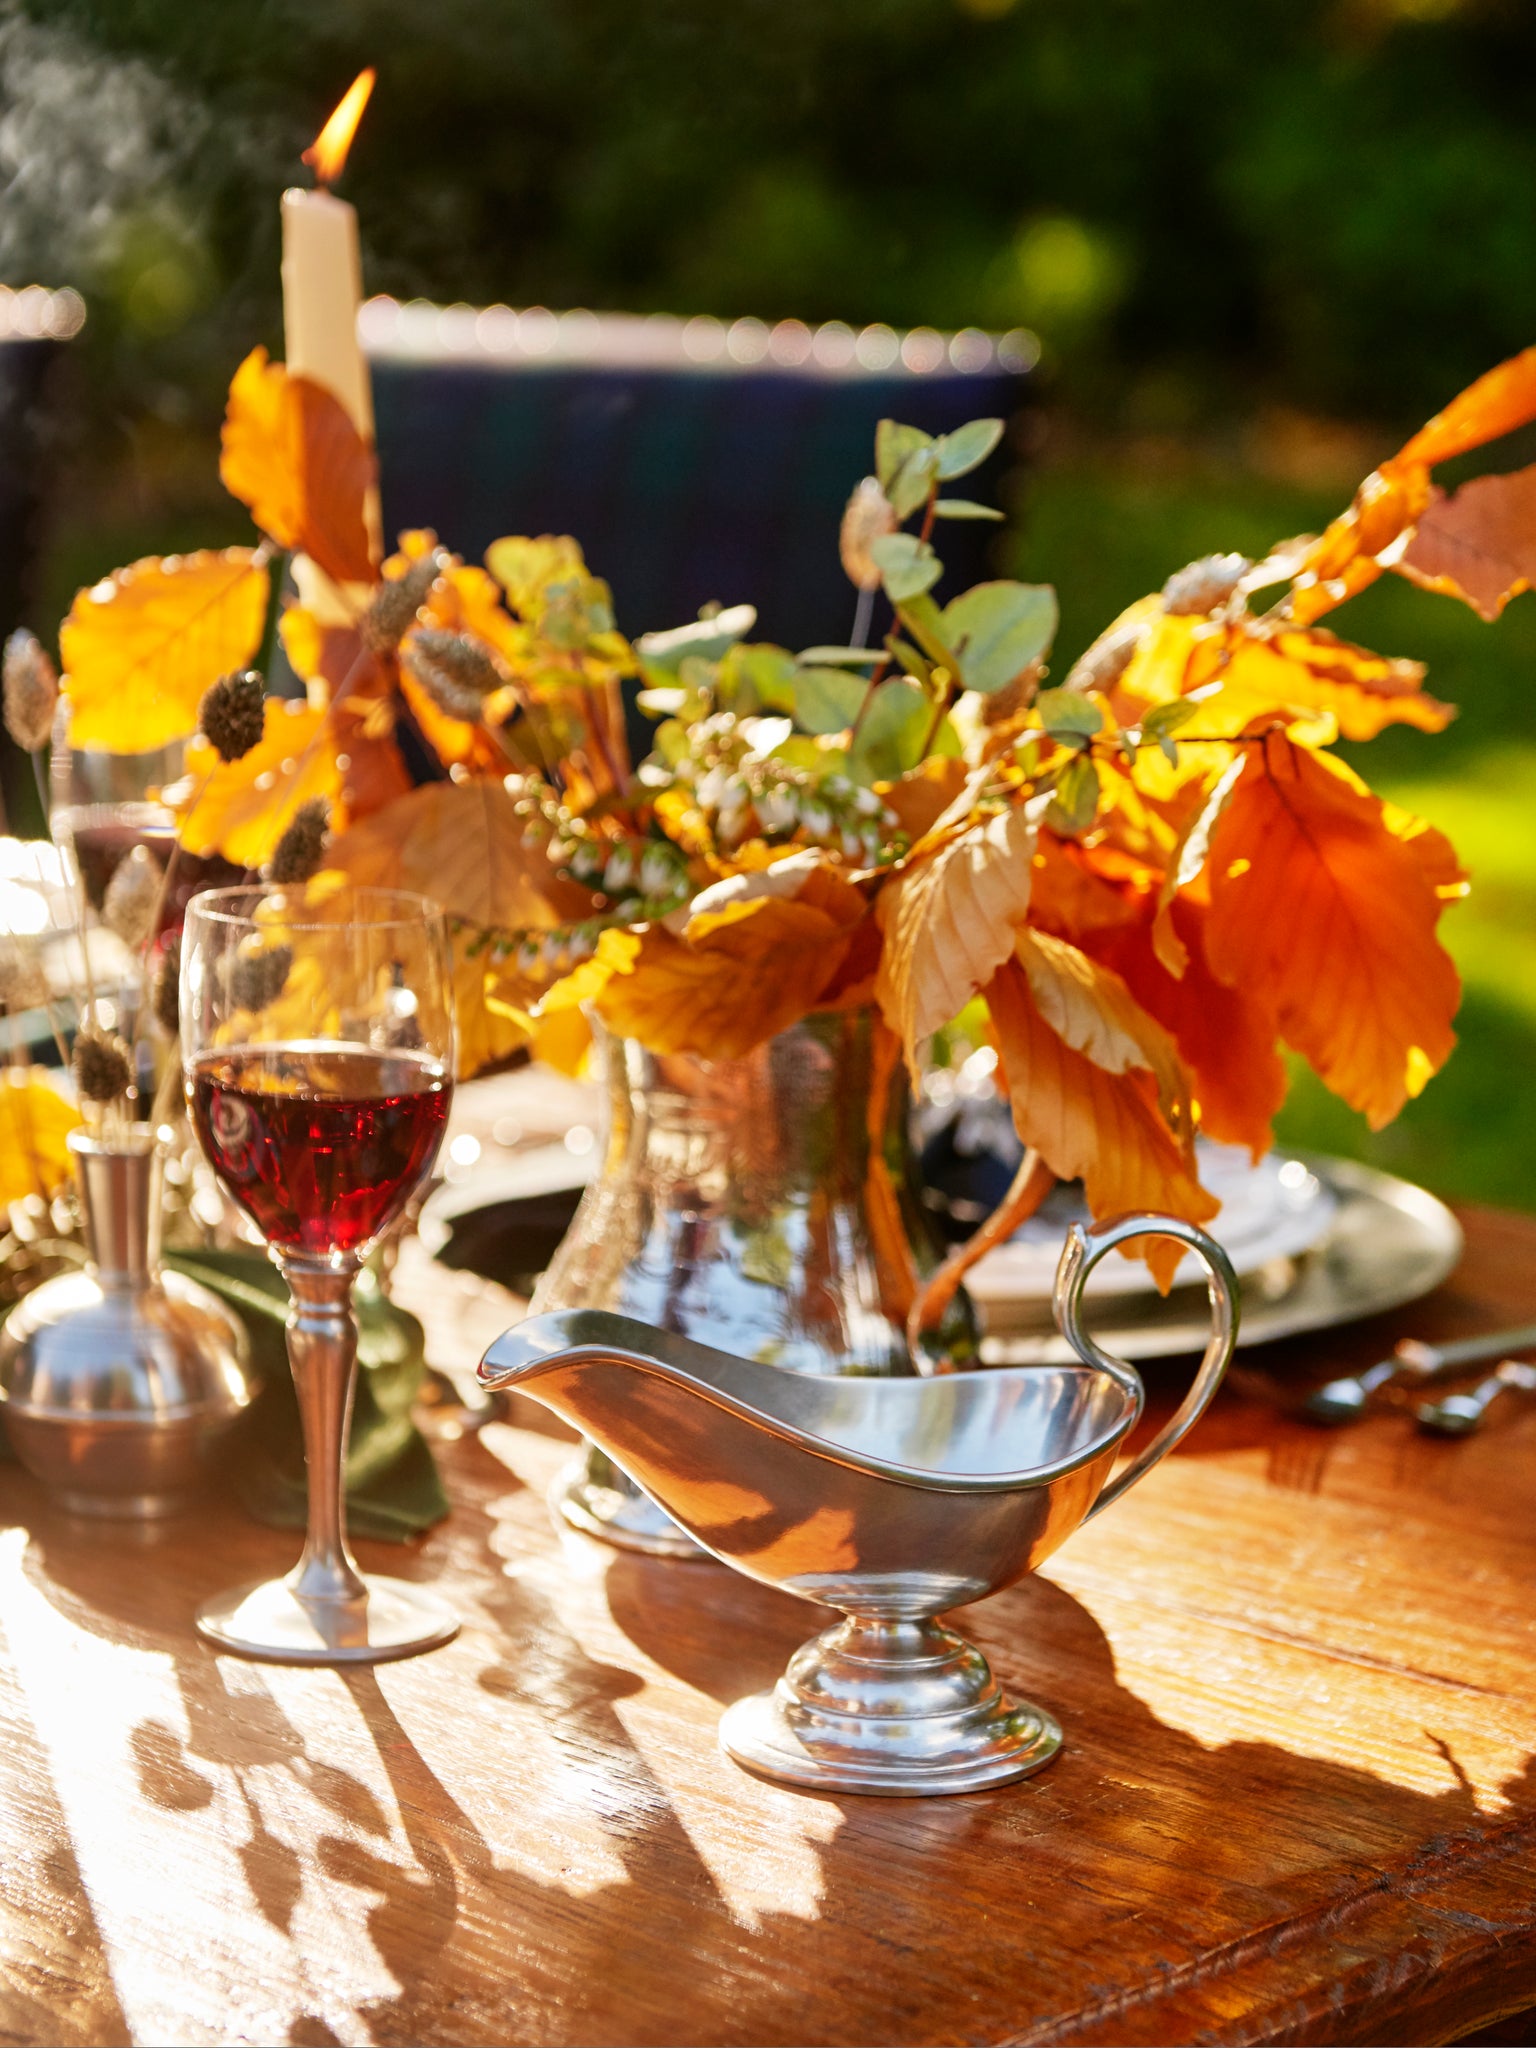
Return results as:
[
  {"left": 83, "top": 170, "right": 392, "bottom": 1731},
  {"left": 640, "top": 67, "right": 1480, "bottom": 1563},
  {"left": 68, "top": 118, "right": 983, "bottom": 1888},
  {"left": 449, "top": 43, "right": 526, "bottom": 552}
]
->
[{"left": 181, "top": 883, "right": 457, "bottom": 1664}]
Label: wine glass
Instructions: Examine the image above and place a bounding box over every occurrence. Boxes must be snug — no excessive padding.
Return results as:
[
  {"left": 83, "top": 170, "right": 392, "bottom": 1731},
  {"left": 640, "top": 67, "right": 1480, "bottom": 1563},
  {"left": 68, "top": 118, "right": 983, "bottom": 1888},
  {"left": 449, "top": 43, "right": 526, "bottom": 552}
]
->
[{"left": 180, "top": 884, "right": 457, "bottom": 1664}]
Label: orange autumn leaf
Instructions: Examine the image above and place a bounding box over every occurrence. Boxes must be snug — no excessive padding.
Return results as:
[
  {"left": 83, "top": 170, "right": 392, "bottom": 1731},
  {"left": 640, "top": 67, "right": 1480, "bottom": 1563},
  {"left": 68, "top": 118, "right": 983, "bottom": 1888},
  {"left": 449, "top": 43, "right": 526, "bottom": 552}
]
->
[
  {"left": 875, "top": 801, "right": 1038, "bottom": 1066},
  {"left": 397, "top": 666, "right": 511, "bottom": 777},
  {"left": 590, "top": 902, "right": 856, "bottom": 1059},
  {"left": 220, "top": 347, "right": 376, "bottom": 587},
  {"left": 985, "top": 956, "right": 1216, "bottom": 1288},
  {"left": 1203, "top": 732, "right": 1460, "bottom": 1129},
  {"left": 1290, "top": 345, "right": 1536, "bottom": 626},
  {"left": 878, "top": 756, "right": 971, "bottom": 841},
  {"left": 60, "top": 548, "right": 270, "bottom": 750},
  {"left": 1088, "top": 896, "right": 1287, "bottom": 1159},
  {"left": 1395, "top": 463, "right": 1536, "bottom": 622},
  {"left": 1396, "top": 343, "right": 1536, "bottom": 468},
  {"left": 326, "top": 780, "right": 576, "bottom": 933},
  {"left": 177, "top": 699, "right": 343, "bottom": 866}
]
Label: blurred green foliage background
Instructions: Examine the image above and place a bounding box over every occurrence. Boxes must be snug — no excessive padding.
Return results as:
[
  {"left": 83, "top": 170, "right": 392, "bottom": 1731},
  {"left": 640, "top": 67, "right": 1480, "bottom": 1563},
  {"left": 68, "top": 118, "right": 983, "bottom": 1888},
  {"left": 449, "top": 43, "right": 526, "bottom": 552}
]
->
[{"left": 2, "top": 0, "right": 1534, "bottom": 1205}]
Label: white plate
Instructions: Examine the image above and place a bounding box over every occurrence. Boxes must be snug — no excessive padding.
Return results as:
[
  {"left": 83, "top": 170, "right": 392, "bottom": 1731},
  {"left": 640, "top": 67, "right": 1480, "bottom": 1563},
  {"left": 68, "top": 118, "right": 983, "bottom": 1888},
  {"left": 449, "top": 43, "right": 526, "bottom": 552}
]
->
[
  {"left": 977, "top": 1155, "right": 1462, "bottom": 1364},
  {"left": 965, "top": 1142, "right": 1338, "bottom": 1304}
]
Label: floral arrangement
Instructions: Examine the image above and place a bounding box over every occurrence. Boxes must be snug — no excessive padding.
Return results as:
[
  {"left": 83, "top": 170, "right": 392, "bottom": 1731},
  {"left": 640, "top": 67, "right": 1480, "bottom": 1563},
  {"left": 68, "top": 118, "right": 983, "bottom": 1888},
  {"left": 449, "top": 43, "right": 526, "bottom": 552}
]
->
[{"left": 44, "top": 339, "right": 1536, "bottom": 1277}]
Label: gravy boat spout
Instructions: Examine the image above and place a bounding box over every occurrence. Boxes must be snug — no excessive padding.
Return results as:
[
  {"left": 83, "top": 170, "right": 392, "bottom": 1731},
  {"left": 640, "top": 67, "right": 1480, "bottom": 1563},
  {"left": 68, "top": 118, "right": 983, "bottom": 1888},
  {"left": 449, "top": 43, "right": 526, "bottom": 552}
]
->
[{"left": 480, "top": 1213, "right": 1238, "bottom": 1796}]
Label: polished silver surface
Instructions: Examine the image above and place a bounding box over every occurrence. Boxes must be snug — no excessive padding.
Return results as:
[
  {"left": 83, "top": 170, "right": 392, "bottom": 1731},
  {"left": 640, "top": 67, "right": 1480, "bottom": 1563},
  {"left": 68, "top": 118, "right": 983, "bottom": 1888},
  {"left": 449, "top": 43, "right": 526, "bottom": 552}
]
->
[
  {"left": 535, "top": 1011, "right": 975, "bottom": 1557},
  {"left": 1416, "top": 1358, "right": 1536, "bottom": 1438},
  {"left": 194, "top": 1253, "right": 460, "bottom": 1664},
  {"left": 981, "top": 1155, "right": 1461, "bottom": 1364},
  {"left": 480, "top": 1212, "right": 1238, "bottom": 1796},
  {"left": 0, "top": 1126, "right": 254, "bottom": 1516},
  {"left": 1307, "top": 1319, "right": 1536, "bottom": 1426}
]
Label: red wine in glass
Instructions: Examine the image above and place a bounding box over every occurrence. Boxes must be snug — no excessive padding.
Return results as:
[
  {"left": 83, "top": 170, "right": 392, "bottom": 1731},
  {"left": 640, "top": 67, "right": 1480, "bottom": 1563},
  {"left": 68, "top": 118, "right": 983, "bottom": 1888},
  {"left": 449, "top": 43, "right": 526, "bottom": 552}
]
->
[
  {"left": 61, "top": 803, "right": 240, "bottom": 926},
  {"left": 189, "top": 1043, "right": 450, "bottom": 1259}
]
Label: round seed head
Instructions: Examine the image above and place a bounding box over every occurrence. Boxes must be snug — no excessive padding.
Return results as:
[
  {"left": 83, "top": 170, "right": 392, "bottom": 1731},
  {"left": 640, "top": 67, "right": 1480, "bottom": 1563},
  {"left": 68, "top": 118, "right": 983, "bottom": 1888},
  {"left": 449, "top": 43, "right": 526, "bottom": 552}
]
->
[
  {"left": 3, "top": 630, "right": 59, "bottom": 752},
  {"left": 102, "top": 843, "right": 162, "bottom": 949},
  {"left": 361, "top": 549, "right": 448, "bottom": 653},
  {"left": 0, "top": 938, "right": 47, "bottom": 1013},
  {"left": 401, "top": 629, "right": 502, "bottom": 722},
  {"left": 265, "top": 798, "right": 330, "bottom": 885},
  {"left": 152, "top": 933, "right": 181, "bottom": 1036},
  {"left": 198, "top": 669, "right": 267, "bottom": 762},
  {"left": 73, "top": 1024, "right": 132, "bottom": 1104},
  {"left": 223, "top": 942, "right": 293, "bottom": 1014}
]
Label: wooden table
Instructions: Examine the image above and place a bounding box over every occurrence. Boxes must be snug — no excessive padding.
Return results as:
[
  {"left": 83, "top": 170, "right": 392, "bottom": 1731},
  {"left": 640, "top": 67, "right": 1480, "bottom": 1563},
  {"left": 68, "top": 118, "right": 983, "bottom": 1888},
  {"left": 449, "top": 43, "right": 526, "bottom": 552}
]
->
[{"left": 5, "top": 1208, "right": 1536, "bottom": 2048}]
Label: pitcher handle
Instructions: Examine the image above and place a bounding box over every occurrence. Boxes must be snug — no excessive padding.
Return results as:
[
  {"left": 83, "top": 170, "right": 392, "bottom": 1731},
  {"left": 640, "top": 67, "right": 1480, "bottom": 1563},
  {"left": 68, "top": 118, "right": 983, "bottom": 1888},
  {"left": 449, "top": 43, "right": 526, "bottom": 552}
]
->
[{"left": 1053, "top": 1213, "right": 1240, "bottom": 1521}]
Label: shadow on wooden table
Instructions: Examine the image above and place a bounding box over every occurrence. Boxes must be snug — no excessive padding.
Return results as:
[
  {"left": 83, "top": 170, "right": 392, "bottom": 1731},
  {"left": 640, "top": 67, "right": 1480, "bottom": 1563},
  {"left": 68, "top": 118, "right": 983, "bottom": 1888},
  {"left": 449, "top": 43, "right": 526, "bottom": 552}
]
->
[{"left": 6, "top": 1370, "right": 1536, "bottom": 2048}]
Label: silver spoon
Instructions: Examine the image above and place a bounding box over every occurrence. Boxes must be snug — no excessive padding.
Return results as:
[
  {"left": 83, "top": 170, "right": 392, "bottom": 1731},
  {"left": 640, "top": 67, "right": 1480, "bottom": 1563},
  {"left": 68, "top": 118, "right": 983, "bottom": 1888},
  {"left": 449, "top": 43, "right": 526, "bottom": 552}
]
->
[
  {"left": 1303, "top": 1322, "right": 1536, "bottom": 1426},
  {"left": 1417, "top": 1359, "right": 1536, "bottom": 1437}
]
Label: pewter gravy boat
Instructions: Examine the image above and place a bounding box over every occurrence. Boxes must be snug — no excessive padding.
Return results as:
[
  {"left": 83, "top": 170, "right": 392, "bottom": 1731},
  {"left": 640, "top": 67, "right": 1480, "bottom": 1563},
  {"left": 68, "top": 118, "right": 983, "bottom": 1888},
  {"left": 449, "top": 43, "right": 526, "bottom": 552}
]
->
[{"left": 480, "top": 1214, "right": 1238, "bottom": 1795}]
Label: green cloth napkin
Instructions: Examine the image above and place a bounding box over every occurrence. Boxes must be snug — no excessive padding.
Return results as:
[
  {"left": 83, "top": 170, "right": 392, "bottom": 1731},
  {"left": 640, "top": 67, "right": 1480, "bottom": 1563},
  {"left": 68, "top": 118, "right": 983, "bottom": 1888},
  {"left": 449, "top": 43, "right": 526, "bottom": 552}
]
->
[{"left": 164, "top": 1249, "right": 449, "bottom": 1541}]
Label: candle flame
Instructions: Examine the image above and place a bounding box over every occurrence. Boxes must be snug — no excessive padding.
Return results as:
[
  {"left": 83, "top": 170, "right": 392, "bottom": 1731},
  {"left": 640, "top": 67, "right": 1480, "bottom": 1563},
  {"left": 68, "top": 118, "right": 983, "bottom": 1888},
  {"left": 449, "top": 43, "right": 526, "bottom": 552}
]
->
[{"left": 303, "top": 68, "right": 375, "bottom": 186}]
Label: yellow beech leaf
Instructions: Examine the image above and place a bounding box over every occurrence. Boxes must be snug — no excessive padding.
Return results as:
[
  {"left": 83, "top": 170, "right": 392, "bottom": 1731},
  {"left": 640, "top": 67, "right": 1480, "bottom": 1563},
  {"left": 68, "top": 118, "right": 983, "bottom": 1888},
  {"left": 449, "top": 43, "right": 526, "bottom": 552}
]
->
[
  {"left": 219, "top": 347, "right": 377, "bottom": 586},
  {"left": 326, "top": 780, "right": 573, "bottom": 933},
  {"left": 683, "top": 850, "right": 867, "bottom": 939},
  {"left": 590, "top": 904, "right": 855, "bottom": 1059},
  {"left": 0, "top": 1069, "right": 79, "bottom": 1203},
  {"left": 1204, "top": 732, "right": 1460, "bottom": 1129},
  {"left": 1117, "top": 610, "right": 1452, "bottom": 742},
  {"left": 449, "top": 928, "right": 536, "bottom": 1079},
  {"left": 177, "top": 699, "right": 342, "bottom": 866},
  {"left": 61, "top": 548, "right": 270, "bottom": 750},
  {"left": 985, "top": 957, "right": 1216, "bottom": 1289},
  {"left": 538, "top": 928, "right": 643, "bottom": 1016},
  {"left": 1202, "top": 626, "right": 1452, "bottom": 742},
  {"left": 1014, "top": 926, "right": 1189, "bottom": 1133},
  {"left": 875, "top": 802, "right": 1037, "bottom": 1066}
]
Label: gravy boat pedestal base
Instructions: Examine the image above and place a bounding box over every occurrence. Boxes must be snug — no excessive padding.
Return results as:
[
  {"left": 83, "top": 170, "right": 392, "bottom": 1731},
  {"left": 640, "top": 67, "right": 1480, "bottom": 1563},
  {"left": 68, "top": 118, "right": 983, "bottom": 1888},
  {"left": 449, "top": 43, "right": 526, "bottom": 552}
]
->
[
  {"left": 721, "top": 1615, "right": 1062, "bottom": 1795},
  {"left": 479, "top": 1214, "right": 1238, "bottom": 1799}
]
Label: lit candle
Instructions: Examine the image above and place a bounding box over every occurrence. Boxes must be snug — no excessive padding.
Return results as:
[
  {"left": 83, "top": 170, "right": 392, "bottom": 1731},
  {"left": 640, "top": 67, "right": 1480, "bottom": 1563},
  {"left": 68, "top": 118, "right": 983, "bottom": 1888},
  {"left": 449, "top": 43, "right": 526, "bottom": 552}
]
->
[{"left": 281, "top": 67, "right": 374, "bottom": 436}]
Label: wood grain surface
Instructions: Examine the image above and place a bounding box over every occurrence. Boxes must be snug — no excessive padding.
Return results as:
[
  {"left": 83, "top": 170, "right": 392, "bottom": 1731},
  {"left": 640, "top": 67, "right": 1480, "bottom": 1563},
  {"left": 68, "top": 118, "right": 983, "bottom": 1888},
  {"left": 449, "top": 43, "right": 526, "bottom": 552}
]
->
[{"left": 3, "top": 1204, "right": 1536, "bottom": 2048}]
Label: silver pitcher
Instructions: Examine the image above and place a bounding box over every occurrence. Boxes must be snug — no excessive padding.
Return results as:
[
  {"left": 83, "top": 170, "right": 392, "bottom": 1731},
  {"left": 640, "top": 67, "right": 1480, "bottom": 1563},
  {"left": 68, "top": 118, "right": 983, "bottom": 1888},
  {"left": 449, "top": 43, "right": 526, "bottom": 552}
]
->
[
  {"left": 532, "top": 1011, "right": 975, "bottom": 1558},
  {"left": 0, "top": 1126, "right": 255, "bottom": 1515},
  {"left": 481, "top": 1212, "right": 1238, "bottom": 1797}
]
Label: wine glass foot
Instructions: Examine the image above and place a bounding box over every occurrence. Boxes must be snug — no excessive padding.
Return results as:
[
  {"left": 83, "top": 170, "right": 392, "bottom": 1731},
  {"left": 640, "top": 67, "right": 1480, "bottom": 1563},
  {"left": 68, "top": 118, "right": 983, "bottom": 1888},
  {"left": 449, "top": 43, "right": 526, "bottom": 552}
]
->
[{"left": 196, "top": 1573, "right": 458, "bottom": 1665}]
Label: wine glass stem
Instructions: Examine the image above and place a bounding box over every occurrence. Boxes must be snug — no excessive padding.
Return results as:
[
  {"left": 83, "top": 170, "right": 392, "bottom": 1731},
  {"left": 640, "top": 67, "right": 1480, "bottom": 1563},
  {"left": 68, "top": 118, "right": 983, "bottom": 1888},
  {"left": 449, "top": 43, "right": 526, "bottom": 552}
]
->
[{"left": 281, "top": 1255, "right": 367, "bottom": 1608}]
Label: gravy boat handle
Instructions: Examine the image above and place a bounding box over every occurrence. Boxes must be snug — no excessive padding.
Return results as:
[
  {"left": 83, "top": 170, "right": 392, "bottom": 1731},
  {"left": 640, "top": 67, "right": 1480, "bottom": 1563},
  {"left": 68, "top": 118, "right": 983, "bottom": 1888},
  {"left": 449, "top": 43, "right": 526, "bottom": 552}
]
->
[{"left": 1054, "top": 1214, "right": 1240, "bottom": 1520}]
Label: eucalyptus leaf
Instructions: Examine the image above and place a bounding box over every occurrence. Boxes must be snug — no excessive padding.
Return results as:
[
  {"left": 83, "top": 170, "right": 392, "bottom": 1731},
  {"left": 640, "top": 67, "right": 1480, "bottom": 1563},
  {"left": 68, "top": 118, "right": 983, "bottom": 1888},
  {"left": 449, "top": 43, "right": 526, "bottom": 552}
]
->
[
  {"left": 932, "top": 499, "right": 1005, "bottom": 521},
  {"left": 795, "top": 665, "right": 870, "bottom": 734},
  {"left": 1140, "top": 697, "right": 1199, "bottom": 738},
  {"left": 934, "top": 417, "right": 1004, "bottom": 480},
  {"left": 725, "top": 643, "right": 798, "bottom": 712},
  {"left": 1034, "top": 686, "right": 1103, "bottom": 744},
  {"left": 870, "top": 531, "right": 942, "bottom": 602},
  {"left": 849, "top": 677, "right": 931, "bottom": 782},
  {"left": 894, "top": 591, "right": 957, "bottom": 670},
  {"left": 875, "top": 419, "right": 932, "bottom": 493},
  {"left": 797, "top": 645, "right": 883, "bottom": 667},
  {"left": 1047, "top": 756, "right": 1101, "bottom": 836},
  {"left": 887, "top": 445, "right": 941, "bottom": 519},
  {"left": 634, "top": 603, "right": 758, "bottom": 675},
  {"left": 940, "top": 580, "right": 1058, "bottom": 694}
]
